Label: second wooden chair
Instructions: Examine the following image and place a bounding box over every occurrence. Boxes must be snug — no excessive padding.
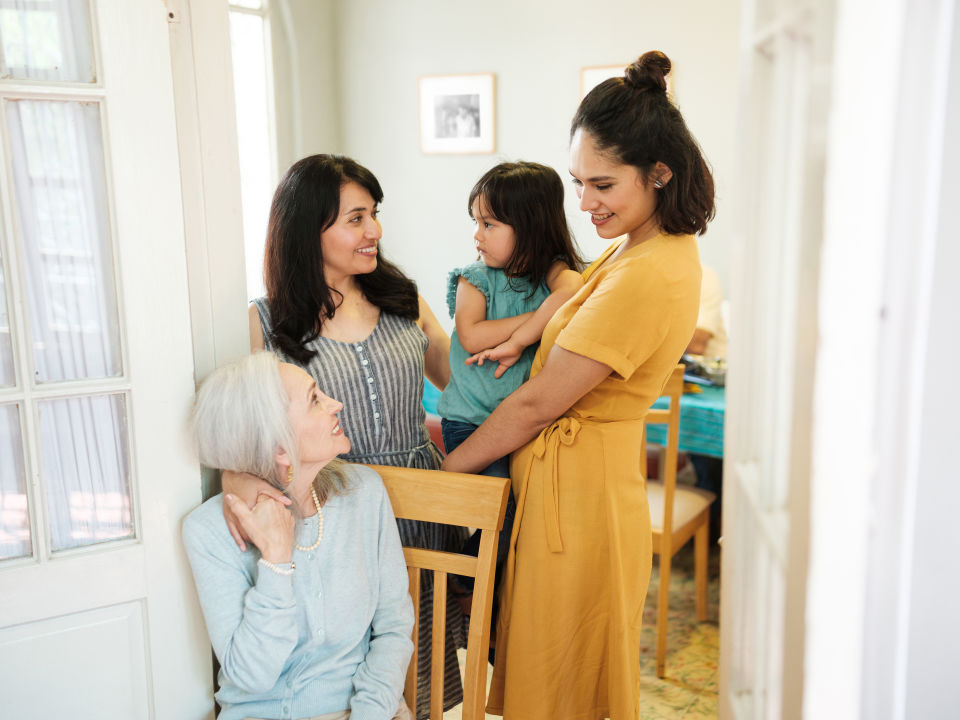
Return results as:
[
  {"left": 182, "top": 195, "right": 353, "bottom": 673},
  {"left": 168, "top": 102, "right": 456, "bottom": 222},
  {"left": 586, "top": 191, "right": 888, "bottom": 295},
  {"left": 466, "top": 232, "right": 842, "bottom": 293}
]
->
[{"left": 643, "top": 364, "right": 717, "bottom": 678}]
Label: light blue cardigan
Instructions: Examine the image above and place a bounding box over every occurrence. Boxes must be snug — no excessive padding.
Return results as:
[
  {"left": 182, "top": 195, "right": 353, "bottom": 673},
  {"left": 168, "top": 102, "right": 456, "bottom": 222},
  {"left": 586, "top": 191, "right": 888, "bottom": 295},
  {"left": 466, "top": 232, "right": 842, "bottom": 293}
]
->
[{"left": 182, "top": 465, "right": 414, "bottom": 720}]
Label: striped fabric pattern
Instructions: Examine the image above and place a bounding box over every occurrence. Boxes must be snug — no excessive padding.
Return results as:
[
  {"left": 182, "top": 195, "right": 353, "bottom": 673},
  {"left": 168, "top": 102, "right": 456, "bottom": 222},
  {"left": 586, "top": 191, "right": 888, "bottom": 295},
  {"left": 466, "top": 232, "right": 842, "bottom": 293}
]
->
[{"left": 253, "top": 298, "right": 468, "bottom": 718}]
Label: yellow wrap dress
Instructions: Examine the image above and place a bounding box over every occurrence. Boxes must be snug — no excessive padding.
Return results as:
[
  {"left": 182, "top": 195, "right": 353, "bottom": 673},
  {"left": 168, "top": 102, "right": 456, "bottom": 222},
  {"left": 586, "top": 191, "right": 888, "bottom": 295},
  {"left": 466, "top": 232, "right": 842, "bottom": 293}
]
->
[{"left": 486, "top": 234, "right": 701, "bottom": 720}]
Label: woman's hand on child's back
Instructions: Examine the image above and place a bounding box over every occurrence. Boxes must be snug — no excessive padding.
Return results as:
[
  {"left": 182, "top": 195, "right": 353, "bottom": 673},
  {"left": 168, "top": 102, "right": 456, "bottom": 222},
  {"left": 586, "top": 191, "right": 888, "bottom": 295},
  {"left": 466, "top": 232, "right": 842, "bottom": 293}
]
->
[
  {"left": 466, "top": 339, "right": 524, "bottom": 379},
  {"left": 222, "top": 470, "right": 292, "bottom": 551}
]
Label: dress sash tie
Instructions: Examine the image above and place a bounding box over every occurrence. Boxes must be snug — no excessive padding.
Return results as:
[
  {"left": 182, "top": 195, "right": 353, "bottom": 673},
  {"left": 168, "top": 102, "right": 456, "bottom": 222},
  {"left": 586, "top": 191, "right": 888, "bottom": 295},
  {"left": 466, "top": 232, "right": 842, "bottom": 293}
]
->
[{"left": 527, "top": 416, "right": 582, "bottom": 553}]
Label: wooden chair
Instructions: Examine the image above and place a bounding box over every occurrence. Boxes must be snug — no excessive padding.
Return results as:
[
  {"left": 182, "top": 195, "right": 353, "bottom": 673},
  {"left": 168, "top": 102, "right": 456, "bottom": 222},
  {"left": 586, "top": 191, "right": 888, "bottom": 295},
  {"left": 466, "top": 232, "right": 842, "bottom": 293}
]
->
[
  {"left": 642, "top": 364, "right": 717, "bottom": 677},
  {"left": 366, "top": 464, "right": 511, "bottom": 720}
]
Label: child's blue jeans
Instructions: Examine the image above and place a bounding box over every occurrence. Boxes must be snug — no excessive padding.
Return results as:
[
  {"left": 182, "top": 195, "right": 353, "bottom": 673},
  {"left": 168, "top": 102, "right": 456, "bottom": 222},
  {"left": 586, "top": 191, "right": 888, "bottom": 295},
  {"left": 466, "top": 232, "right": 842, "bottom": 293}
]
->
[{"left": 440, "top": 418, "right": 516, "bottom": 593}]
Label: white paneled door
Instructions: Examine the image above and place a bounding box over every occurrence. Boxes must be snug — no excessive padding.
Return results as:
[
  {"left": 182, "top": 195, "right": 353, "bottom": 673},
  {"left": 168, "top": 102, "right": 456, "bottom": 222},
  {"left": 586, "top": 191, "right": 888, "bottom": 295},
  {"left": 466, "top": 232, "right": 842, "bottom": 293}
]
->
[{"left": 0, "top": 1, "right": 210, "bottom": 717}]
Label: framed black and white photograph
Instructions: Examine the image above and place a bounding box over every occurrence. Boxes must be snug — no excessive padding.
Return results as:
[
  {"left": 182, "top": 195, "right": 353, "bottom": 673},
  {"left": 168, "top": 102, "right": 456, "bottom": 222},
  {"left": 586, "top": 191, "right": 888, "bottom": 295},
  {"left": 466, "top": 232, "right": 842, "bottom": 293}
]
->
[
  {"left": 419, "top": 73, "right": 495, "bottom": 154},
  {"left": 580, "top": 63, "right": 674, "bottom": 100}
]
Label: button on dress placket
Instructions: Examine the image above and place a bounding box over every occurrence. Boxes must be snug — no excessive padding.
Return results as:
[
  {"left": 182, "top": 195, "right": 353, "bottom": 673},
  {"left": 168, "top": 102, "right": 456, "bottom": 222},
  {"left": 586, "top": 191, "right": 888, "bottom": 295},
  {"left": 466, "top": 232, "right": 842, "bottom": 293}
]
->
[{"left": 356, "top": 342, "right": 382, "bottom": 435}]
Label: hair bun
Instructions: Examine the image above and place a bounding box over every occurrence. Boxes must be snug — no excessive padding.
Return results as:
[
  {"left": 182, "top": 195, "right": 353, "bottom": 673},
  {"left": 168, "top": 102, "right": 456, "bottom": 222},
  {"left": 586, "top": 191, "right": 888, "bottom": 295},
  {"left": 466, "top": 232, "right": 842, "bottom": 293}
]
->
[{"left": 624, "top": 50, "right": 671, "bottom": 92}]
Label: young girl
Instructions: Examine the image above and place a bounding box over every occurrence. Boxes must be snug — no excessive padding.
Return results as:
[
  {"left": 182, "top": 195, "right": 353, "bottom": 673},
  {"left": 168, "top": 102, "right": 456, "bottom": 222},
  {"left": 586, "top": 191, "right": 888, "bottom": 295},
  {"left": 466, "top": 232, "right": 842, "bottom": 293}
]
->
[{"left": 437, "top": 161, "right": 584, "bottom": 607}]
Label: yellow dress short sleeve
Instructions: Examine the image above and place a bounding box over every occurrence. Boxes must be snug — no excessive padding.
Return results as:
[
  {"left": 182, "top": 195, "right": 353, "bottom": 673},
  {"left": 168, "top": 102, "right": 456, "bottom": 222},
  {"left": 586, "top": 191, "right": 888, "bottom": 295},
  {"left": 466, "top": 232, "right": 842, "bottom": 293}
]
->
[{"left": 557, "top": 257, "right": 672, "bottom": 379}]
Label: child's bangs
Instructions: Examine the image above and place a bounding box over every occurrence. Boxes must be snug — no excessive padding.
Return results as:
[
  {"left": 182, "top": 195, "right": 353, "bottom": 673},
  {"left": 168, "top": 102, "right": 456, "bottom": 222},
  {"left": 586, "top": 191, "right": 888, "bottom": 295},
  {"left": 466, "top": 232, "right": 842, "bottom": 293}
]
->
[
  {"left": 471, "top": 188, "right": 505, "bottom": 224},
  {"left": 478, "top": 181, "right": 513, "bottom": 224}
]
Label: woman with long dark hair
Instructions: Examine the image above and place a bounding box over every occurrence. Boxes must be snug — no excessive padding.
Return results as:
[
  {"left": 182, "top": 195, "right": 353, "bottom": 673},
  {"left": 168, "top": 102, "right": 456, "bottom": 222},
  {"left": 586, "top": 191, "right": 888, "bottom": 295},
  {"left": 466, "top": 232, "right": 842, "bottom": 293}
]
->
[
  {"left": 441, "top": 51, "right": 715, "bottom": 719},
  {"left": 226, "top": 154, "right": 465, "bottom": 718}
]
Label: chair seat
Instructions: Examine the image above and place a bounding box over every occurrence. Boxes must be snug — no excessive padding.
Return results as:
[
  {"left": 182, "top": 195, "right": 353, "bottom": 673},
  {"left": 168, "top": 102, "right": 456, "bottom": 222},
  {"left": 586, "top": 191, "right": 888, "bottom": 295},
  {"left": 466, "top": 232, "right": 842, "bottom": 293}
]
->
[{"left": 647, "top": 481, "right": 716, "bottom": 532}]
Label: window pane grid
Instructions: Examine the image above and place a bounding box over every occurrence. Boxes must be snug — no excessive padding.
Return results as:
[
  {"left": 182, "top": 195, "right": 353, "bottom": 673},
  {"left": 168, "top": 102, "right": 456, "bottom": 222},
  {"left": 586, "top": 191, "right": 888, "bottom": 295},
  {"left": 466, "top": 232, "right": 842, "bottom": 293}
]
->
[{"left": 0, "top": 23, "right": 137, "bottom": 563}]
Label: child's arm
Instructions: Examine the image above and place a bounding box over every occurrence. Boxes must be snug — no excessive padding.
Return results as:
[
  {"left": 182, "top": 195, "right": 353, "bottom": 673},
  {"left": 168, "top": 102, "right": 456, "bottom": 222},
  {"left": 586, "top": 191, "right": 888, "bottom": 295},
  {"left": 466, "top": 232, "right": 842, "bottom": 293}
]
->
[
  {"left": 468, "top": 261, "right": 583, "bottom": 378},
  {"left": 454, "top": 277, "right": 535, "bottom": 354},
  {"left": 506, "top": 261, "right": 583, "bottom": 348}
]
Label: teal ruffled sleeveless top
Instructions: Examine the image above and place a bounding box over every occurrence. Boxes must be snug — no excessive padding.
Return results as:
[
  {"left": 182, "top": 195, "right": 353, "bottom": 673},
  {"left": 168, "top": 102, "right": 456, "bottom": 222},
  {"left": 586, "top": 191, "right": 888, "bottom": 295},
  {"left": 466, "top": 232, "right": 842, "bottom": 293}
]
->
[{"left": 437, "top": 262, "right": 551, "bottom": 426}]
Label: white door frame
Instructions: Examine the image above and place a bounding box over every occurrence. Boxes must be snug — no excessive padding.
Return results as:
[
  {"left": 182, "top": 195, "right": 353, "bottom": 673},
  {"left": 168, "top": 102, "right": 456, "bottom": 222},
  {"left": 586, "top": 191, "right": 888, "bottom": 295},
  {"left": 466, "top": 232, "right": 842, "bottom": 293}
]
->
[{"left": 167, "top": 0, "right": 251, "bottom": 507}]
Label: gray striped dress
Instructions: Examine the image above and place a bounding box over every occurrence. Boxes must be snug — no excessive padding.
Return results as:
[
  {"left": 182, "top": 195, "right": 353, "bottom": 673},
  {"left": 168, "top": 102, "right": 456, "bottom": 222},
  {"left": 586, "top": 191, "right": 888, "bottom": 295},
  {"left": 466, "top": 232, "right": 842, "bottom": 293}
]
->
[{"left": 253, "top": 298, "right": 468, "bottom": 718}]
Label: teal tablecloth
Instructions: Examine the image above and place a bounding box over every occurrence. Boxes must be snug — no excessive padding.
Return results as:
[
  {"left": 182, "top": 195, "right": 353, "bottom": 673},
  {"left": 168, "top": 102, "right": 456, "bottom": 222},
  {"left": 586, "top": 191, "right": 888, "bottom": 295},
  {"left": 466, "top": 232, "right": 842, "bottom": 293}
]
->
[
  {"left": 423, "top": 380, "right": 725, "bottom": 458},
  {"left": 645, "top": 385, "right": 725, "bottom": 458}
]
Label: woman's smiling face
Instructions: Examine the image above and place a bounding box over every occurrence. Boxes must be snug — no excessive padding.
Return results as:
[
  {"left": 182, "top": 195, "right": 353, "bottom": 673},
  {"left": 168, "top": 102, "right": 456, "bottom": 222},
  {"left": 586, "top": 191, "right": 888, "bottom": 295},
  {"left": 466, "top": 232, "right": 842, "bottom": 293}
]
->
[
  {"left": 320, "top": 181, "right": 382, "bottom": 286},
  {"left": 278, "top": 362, "right": 350, "bottom": 490},
  {"left": 569, "top": 128, "right": 662, "bottom": 244}
]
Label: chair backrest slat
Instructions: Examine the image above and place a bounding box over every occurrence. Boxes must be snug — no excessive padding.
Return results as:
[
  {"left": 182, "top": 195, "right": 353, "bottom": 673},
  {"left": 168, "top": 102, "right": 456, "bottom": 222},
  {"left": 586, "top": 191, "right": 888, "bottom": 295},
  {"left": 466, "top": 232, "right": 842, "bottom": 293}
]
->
[
  {"left": 430, "top": 570, "right": 448, "bottom": 718},
  {"left": 402, "top": 548, "right": 479, "bottom": 576},
  {"left": 405, "top": 565, "right": 421, "bottom": 706},
  {"left": 645, "top": 364, "right": 685, "bottom": 542}
]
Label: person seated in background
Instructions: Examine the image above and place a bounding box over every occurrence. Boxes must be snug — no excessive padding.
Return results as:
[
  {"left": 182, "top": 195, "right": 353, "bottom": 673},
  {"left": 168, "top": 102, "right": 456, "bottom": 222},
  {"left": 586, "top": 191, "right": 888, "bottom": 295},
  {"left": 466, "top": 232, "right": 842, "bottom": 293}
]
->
[
  {"left": 686, "top": 264, "right": 727, "bottom": 359},
  {"left": 182, "top": 352, "right": 414, "bottom": 720},
  {"left": 686, "top": 263, "right": 727, "bottom": 535}
]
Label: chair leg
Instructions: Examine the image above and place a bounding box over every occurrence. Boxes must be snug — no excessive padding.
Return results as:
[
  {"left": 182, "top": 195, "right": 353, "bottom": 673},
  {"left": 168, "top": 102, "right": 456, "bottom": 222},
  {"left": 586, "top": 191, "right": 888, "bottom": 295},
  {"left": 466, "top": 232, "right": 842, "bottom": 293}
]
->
[
  {"left": 656, "top": 551, "right": 672, "bottom": 678},
  {"left": 695, "top": 520, "right": 709, "bottom": 622}
]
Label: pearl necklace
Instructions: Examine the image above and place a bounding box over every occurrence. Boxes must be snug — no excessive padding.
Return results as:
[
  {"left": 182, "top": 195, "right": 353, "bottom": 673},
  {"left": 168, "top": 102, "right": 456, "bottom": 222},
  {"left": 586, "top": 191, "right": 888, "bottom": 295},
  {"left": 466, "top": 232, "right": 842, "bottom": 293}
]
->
[{"left": 295, "top": 486, "right": 324, "bottom": 552}]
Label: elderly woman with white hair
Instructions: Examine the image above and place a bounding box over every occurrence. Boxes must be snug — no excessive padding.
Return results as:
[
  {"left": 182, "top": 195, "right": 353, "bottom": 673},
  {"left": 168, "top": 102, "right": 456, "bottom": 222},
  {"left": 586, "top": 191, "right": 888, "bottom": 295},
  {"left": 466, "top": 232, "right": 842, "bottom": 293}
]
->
[{"left": 182, "top": 351, "right": 414, "bottom": 720}]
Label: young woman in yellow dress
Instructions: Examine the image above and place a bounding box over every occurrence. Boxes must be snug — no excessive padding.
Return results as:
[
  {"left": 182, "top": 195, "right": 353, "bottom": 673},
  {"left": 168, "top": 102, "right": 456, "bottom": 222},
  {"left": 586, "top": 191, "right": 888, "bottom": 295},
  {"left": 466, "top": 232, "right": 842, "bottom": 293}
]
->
[{"left": 441, "top": 50, "right": 716, "bottom": 720}]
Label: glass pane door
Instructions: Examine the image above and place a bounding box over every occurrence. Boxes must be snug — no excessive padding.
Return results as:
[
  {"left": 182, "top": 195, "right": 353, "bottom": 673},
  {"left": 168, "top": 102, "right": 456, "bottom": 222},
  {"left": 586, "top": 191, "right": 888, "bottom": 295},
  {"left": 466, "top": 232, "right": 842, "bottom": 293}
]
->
[{"left": 0, "top": 0, "right": 133, "bottom": 562}]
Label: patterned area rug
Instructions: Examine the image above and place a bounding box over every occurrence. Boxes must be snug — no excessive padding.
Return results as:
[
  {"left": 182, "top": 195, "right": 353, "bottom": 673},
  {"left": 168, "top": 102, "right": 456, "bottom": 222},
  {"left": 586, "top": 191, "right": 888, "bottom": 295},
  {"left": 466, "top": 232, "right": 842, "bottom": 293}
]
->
[{"left": 638, "top": 542, "right": 721, "bottom": 719}]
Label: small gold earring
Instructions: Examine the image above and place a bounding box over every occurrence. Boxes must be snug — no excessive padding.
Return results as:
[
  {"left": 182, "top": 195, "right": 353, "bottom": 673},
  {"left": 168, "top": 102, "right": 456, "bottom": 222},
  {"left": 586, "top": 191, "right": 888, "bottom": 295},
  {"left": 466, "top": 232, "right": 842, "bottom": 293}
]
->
[{"left": 286, "top": 465, "right": 294, "bottom": 485}]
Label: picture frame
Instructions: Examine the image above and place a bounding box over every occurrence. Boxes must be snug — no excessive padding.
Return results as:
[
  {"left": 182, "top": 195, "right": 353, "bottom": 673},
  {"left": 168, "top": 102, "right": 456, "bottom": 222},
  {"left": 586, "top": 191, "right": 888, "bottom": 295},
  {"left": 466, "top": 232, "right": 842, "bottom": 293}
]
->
[
  {"left": 419, "top": 73, "right": 496, "bottom": 154},
  {"left": 579, "top": 63, "right": 674, "bottom": 100}
]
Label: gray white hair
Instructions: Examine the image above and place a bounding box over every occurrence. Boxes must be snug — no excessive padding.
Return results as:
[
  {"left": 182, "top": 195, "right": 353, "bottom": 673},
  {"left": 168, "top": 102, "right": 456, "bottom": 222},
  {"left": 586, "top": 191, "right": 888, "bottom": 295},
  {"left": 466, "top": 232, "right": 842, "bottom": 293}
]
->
[{"left": 190, "top": 351, "right": 348, "bottom": 503}]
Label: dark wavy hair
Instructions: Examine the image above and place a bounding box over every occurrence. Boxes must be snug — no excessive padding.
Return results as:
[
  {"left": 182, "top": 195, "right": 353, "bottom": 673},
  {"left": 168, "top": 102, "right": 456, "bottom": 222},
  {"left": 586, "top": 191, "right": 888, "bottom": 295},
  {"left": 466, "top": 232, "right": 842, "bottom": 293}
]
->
[
  {"left": 263, "top": 154, "right": 418, "bottom": 364},
  {"left": 570, "top": 51, "right": 715, "bottom": 236},
  {"left": 468, "top": 161, "right": 583, "bottom": 290}
]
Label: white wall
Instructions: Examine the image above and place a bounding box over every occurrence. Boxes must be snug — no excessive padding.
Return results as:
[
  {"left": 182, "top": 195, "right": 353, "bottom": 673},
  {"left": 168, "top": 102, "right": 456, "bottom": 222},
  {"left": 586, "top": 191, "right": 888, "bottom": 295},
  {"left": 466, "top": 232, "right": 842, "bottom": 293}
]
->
[
  {"left": 272, "top": 0, "right": 342, "bottom": 167},
  {"left": 282, "top": 0, "right": 741, "bottom": 330}
]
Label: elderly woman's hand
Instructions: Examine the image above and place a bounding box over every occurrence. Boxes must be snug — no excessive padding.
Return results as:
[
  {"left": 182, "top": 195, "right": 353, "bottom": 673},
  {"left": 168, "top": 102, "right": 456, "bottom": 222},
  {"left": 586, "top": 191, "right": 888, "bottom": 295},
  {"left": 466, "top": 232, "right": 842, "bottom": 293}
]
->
[
  {"left": 222, "top": 470, "right": 292, "bottom": 551},
  {"left": 224, "top": 493, "right": 295, "bottom": 563}
]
